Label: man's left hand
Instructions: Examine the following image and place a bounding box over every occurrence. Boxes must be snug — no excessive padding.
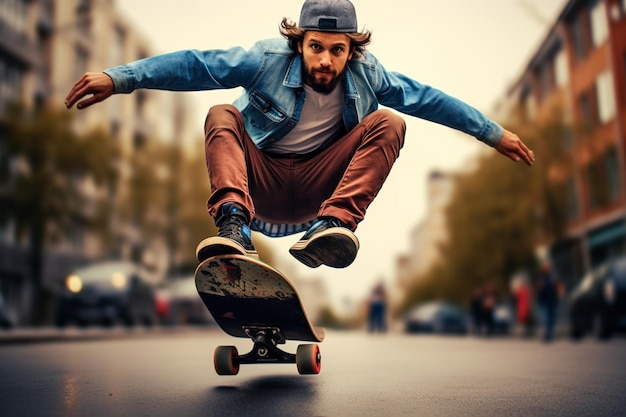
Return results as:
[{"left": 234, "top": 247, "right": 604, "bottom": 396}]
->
[{"left": 495, "top": 129, "right": 535, "bottom": 166}]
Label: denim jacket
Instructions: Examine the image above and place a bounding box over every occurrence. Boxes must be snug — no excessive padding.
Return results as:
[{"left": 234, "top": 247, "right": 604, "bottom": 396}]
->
[{"left": 105, "top": 38, "right": 503, "bottom": 149}]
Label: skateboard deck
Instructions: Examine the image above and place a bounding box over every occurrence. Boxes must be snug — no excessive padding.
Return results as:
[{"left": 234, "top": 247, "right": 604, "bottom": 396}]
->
[{"left": 194, "top": 254, "right": 325, "bottom": 375}]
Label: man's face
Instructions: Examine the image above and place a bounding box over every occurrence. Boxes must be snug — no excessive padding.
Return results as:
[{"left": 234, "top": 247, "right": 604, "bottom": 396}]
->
[{"left": 298, "top": 31, "right": 353, "bottom": 94}]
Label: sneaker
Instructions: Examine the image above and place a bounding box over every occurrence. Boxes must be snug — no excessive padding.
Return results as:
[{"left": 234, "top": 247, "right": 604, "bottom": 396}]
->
[
  {"left": 289, "top": 218, "right": 359, "bottom": 268},
  {"left": 195, "top": 202, "right": 258, "bottom": 262}
]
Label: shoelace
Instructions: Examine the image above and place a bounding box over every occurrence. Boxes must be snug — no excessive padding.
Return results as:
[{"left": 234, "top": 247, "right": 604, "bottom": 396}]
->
[{"left": 217, "top": 216, "right": 245, "bottom": 238}]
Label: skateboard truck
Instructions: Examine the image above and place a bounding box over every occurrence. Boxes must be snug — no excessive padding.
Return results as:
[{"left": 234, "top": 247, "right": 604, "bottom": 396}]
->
[
  {"left": 239, "top": 326, "right": 295, "bottom": 364},
  {"left": 213, "top": 326, "right": 321, "bottom": 375}
]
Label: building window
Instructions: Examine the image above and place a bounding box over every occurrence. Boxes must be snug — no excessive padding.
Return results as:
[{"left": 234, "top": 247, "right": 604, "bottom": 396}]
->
[
  {"left": 605, "top": 148, "right": 622, "bottom": 202},
  {"left": 561, "top": 125, "right": 574, "bottom": 149},
  {"left": 75, "top": 0, "right": 92, "bottom": 39},
  {"left": 110, "top": 120, "right": 120, "bottom": 143},
  {"left": 111, "top": 26, "right": 126, "bottom": 66},
  {"left": 538, "top": 57, "right": 557, "bottom": 103},
  {"left": 76, "top": 0, "right": 92, "bottom": 13},
  {"left": 623, "top": 52, "right": 626, "bottom": 101},
  {"left": 590, "top": 0, "right": 608, "bottom": 47},
  {"left": 522, "top": 88, "right": 536, "bottom": 121},
  {"left": 578, "top": 90, "right": 596, "bottom": 129},
  {"left": 135, "top": 90, "right": 147, "bottom": 114},
  {"left": 0, "top": 55, "right": 23, "bottom": 111},
  {"left": 586, "top": 159, "right": 605, "bottom": 209},
  {"left": 596, "top": 70, "right": 615, "bottom": 124},
  {"left": 133, "top": 132, "right": 146, "bottom": 150},
  {"left": 0, "top": 0, "right": 27, "bottom": 33},
  {"left": 586, "top": 148, "right": 621, "bottom": 210},
  {"left": 0, "top": 220, "right": 16, "bottom": 244},
  {"left": 74, "top": 46, "right": 89, "bottom": 82},
  {"left": 555, "top": 48, "right": 569, "bottom": 88},
  {"left": 566, "top": 177, "right": 580, "bottom": 221},
  {"left": 572, "top": 11, "right": 589, "bottom": 61}
]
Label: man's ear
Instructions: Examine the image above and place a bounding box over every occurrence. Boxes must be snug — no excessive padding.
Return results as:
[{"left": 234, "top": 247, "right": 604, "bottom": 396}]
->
[{"left": 297, "top": 41, "right": 303, "bottom": 54}]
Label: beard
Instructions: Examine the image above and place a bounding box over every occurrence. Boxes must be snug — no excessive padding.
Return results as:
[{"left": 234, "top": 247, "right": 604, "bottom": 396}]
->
[{"left": 303, "top": 67, "right": 344, "bottom": 94}]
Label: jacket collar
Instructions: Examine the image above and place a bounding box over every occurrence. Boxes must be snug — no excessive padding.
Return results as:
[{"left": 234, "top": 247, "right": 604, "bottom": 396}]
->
[{"left": 283, "top": 55, "right": 303, "bottom": 88}]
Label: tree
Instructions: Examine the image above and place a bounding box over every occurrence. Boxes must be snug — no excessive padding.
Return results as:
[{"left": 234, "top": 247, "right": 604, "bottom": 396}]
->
[
  {"left": 401, "top": 111, "right": 572, "bottom": 311},
  {"left": 176, "top": 154, "right": 213, "bottom": 270},
  {"left": 0, "top": 104, "right": 118, "bottom": 323}
]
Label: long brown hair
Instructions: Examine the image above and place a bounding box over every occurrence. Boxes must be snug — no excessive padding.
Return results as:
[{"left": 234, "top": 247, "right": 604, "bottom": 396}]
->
[{"left": 279, "top": 18, "right": 372, "bottom": 59}]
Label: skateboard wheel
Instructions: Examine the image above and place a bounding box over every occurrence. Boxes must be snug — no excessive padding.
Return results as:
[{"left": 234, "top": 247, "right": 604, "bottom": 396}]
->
[
  {"left": 214, "top": 345, "right": 240, "bottom": 375},
  {"left": 296, "top": 344, "right": 321, "bottom": 375}
]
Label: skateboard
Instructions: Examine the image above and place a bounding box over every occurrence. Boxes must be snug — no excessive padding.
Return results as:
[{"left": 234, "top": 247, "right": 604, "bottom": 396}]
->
[{"left": 194, "top": 254, "right": 325, "bottom": 375}]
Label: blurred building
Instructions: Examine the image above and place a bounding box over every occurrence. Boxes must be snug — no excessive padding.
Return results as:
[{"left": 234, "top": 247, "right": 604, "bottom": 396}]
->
[
  {"left": 0, "top": 0, "right": 199, "bottom": 324},
  {"left": 396, "top": 170, "right": 455, "bottom": 292},
  {"left": 494, "top": 0, "right": 626, "bottom": 287}
]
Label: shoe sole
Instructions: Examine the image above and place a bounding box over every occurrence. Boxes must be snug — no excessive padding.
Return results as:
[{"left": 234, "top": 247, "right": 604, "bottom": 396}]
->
[
  {"left": 289, "top": 228, "right": 359, "bottom": 268},
  {"left": 196, "top": 237, "right": 259, "bottom": 263}
]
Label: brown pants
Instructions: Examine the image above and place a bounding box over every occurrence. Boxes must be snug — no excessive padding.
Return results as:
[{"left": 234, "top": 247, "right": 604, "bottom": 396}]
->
[{"left": 204, "top": 104, "right": 406, "bottom": 231}]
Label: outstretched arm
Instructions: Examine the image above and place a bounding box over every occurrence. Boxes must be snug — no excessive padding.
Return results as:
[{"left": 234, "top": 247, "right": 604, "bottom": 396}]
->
[
  {"left": 65, "top": 72, "right": 115, "bottom": 110},
  {"left": 495, "top": 129, "right": 535, "bottom": 166}
]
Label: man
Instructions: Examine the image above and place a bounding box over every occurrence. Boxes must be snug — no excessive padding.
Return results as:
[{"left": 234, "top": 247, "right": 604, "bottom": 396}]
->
[
  {"left": 535, "top": 261, "right": 563, "bottom": 342},
  {"left": 368, "top": 280, "right": 388, "bottom": 333},
  {"left": 65, "top": 0, "right": 535, "bottom": 269}
]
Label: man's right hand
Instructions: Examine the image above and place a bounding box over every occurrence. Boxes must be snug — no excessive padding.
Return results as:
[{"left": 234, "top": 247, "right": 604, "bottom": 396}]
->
[{"left": 65, "top": 72, "right": 114, "bottom": 110}]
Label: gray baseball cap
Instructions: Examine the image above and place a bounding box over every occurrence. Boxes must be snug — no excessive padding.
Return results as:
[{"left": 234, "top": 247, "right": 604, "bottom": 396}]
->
[{"left": 298, "top": 0, "right": 358, "bottom": 33}]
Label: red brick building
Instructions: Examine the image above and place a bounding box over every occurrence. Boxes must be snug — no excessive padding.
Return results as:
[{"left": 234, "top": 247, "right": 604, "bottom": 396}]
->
[{"left": 497, "top": 0, "right": 626, "bottom": 286}]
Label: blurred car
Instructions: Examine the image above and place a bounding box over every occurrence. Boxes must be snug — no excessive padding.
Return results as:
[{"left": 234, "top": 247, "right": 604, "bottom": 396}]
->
[
  {"left": 569, "top": 256, "right": 626, "bottom": 340},
  {"left": 156, "top": 275, "right": 214, "bottom": 326},
  {"left": 404, "top": 301, "right": 469, "bottom": 335},
  {"left": 55, "top": 261, "right": 157, "bottom": 327}
]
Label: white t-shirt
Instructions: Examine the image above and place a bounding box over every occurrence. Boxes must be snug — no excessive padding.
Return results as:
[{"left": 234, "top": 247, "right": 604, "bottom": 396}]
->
[{"left": 264, "top": 83, "right": 344, "bottom": 154}]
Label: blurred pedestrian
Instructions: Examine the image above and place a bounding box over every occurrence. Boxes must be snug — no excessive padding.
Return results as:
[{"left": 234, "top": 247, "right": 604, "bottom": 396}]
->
[
  {"left": 470, "top": 287, "right": 484, "bottom": 335},
  {"left": 481, "top": 283, "right": 497, "bottom": 336},
  {"left": 535, "top": 261, "right": 563, "bottom": 343},
  {"left": 368, "top": 280, "right": 388, "bottom": 333},
  {"left": 511, "top": 272, "right": 534, "bottom": 337},
  {"left": 65, "top": 0, "right": 534, "bottom": 270}
]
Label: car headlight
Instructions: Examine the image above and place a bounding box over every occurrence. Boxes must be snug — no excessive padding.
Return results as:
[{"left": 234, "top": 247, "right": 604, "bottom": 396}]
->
[
  {"left": 66, "top": 275, "right": 83, "bottom": 293},
  {"left": 111, "top": 272, "right": 128, "bottom": 289},
  {"left": 604, "top": 280, "right": 616, "bottom": 304}
]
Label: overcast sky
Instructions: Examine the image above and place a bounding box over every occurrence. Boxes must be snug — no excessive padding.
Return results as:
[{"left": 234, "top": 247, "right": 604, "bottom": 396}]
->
[{"left": 116, "top": 0, "right": 566, "bottom": 313}]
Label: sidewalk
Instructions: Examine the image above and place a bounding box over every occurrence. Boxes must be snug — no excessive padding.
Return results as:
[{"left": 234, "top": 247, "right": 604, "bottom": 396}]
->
[{"left": 0, "top": 325, "right": 215, "bottom": 345}]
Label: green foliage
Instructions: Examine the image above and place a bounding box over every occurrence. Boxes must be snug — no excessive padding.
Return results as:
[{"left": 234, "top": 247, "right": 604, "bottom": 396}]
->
[
  {"left": 171, "top": 149, "right": 218, "bottom": 271},
  {"left": 0, "top": 104, "right": 118, "bottom": 243},
  {"left": 400, "top": 112, "right": 573, "bottom": 311},
  {"left": 115, "top": 138, "right": 218, "bottom": 273}
]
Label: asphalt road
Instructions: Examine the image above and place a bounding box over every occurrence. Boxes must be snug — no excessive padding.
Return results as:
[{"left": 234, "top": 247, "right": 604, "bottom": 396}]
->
[{"left": 1, "top": 328, "right": 625, "bottom": 417}]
